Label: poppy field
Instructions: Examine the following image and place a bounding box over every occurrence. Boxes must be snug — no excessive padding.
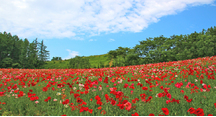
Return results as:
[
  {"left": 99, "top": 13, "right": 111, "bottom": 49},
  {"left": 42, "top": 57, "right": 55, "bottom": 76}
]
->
[{"left": 0, "top": 56, "right": 216, "bottom": 116}]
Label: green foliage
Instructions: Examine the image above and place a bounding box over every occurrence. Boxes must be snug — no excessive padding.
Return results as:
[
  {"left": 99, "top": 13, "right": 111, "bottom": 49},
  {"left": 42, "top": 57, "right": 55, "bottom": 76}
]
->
[
  {"left": 51, "top": 57, "right": 62, "bottom": 61},
  {"left": 42, "top": 26, "right": 215, "bottom": 69},
  {"left": 12, "top": 63, "right": 21, "bottom": 68},
  {"left": 132, "top": 26, "right": 216, "bottom": 64},
  {"left": 0, "top": 32, "right": 49, "bottom": 68},
  {"left": 7, "top": 26, "right": 215, "bottom": 69},
  {"left": 1, "top": 57, "right": 13, "bottom": 68},
  {"left": 69, "top": 56, "right": 91, "bottom": 69}
]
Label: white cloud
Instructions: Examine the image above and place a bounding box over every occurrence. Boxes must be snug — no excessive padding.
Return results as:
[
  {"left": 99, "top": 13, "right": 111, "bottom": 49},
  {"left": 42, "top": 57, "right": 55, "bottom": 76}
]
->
[
  {"left": 109, "top": 39, "right": 115, "bottom": 42},
  {"left": 63, "top": 49, "right": 79, "bottom": 60},
  {"left": 89, "top": 39, "right": 97, "bottom": 41},
  {"left": 0, "top": 0, "right": 214, "bottom": 39}
]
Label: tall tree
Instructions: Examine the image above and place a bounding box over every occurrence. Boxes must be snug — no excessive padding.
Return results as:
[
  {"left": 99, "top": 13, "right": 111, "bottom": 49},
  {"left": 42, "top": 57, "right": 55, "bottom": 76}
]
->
[
  {"left": 38, "top": 40, "right": 49, "bottom": 63},
  {"left": 19, "top": 39, "right": 29, "bottom": 68}
]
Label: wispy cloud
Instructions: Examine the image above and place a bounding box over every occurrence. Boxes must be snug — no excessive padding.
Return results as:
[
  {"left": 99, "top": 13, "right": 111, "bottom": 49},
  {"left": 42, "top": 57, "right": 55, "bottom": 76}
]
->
[
  {"left": 63, "top": 49, "right": 79, "bottom": 60},
  {"left": 108, "top": 39, "right": 115, "bottom": 42},
  {"left": 0, "top": 0, "right": 214, "bottom": 39},
  {"left": 89, "top": 39, "right": 97, "bottom": 41}
]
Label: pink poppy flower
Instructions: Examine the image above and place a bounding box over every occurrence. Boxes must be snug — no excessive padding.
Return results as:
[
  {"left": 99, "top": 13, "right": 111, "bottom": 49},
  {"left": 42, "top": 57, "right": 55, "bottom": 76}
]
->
[
  {"left": 186, "top": 82, "right": 191, "bottom": 88},
  {"left": 124, "top": 102, "right": 132, "bottom": 111}
]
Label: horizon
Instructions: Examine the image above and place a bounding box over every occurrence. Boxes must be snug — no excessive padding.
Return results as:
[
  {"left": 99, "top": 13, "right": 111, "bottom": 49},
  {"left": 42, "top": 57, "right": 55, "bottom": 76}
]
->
[{"left": 0, "top": 0, "right": 216, "bottom": 60}]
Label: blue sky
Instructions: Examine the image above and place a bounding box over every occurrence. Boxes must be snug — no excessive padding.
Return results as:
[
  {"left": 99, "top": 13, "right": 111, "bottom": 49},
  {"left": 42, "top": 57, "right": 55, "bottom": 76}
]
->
[{"left": 0, "top": 0, "right": 216, "bottom": 60}]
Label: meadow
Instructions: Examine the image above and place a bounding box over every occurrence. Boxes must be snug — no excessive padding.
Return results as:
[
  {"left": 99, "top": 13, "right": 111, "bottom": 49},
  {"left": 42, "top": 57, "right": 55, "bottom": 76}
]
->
[{"left": 0, "top": 56, "right": 216, "bottom": 116}]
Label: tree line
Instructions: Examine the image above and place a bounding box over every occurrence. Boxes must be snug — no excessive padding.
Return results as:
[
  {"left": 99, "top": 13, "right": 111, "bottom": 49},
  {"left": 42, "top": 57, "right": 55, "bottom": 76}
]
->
[
  {"left": 0, "top": 32, "right": 49, "bottom": 68},
  {"left": 107, "top": 26, "right": 216, "bottom": 67},
  {"left": 1, "top": 26, "right": 215, "bottom": 69},
  {"left": 60, "top": 26, "right": 215, "bottom": 69}
]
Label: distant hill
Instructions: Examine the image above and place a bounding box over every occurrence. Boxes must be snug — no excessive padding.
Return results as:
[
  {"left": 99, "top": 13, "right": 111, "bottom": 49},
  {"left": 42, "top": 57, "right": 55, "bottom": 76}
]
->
[{"left": 41, "top": 54, "right": 111, "bottom": 69}]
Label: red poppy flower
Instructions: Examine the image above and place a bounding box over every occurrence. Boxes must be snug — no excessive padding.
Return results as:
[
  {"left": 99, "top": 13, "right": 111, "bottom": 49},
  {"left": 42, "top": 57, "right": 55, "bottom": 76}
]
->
[
  {"left": 200, "top": 80, "right": 203, "bottom": 84},
  {"left": 105, "top": 94, "right": 109, "bottom": 99},
  {"left": 186, "top": 99, "right": 192, "bottom": 103},
  {"left": 118, "top": 103, "right": 124, "bottom": 110},
  {"left": 196, "top": 113, "right": 204, "bottom": 116},
  {"left": 35, "top": 96, "right": 39, "bottom": 100},
  {"left": 149, "top": 113, "right": 154, "bottom": 116},
  {"left": 29, "top": 89, "right": 33, "bottom": 92},
  {"left": 79, "top": 108, "right": 84, "bottom": 113},
  {"left": 131, "top": 112, "right": 139, "bottom": 116},
  {"left": 88, "top": 109, "right": 93, "bottom": 114},
  {"left": 166, "top": 93, "right": 171, "bottom": 99},
  {"left": 61, "top": 114, "right": 67, "bottom": 116},
  {"left": 14, "top": 90, "right": 19, "bottom": 93},
  {"left": 111, "top": 100, "right": 116, "bottom": 106},
  {"left": 195, "top": 108, "right": 204, "bottom": 116},
  {"left": 142, "top": 86, "right": 148, "bottom": 90},
  {"left": 19, "top": 91, "right": 23, "bottom": 94},
  {"left": 132, "top": 99, "right": 136, "bottom": 104},
  {"left": 122, "top": 100, "right": 128, "bottom": 104},
  {"left": 176, "top": 100, "right": 180, "bottom": 104},
  {"left": 98, "top": 101, "right": 103, "bottom": 106},
  {"left": 62, "top": 99, "right": 70, "bottom": 105},
  {"left": 74, "top": 93, "right": 80, "bottom": 98},
  {"left": 158, "top": 93, "right": 163, "bottom": 98},
  {"left": 47, "top": 96, "right": 51, "bottom": 100},
  {"left": 98, "top": 106, "right": 102, "bottom": 110},
  {"left": 161, "top": 108, "right": 169, "bottom": 115},
  {"left": 214, "top": 103, "right": 216, "bottom": 108},
  {"left": 42, "top": 87, "right": 48, "bottom": 92},
  {"left": 160, "top": 86, "right": 163, "bottom": 89},
  {"left": 101, "top": 110, "right": 106, "bottom": 115},
  {"left": 84, "top": 90, "right": 88, "bottom": 94},
  {"left": 82, "top": 107, "right": 89, "bottom": 111},
  {"left": 0, "top": 92, "right": 5, "bottom": 97},
  {"left": 82, "top": 101, "right": 87, "bottom": 105},
  {"left": 208, "top": 114, "right": 213, "bottom": 116},
  {"left": 137, "top": 83, "right": 143, "bottom": 87},
  {"left": 12, "top": 85, "right": 18, "bottom": 89},
  {"left": 166, "top": 100, "right": 171, "bottom": 104},
  {"left": 187, "top": 107, "right": 196, "bottom": 114},
  {"left": 76, "top": 98, "right": 83, "bottom": 103},
  {"left": 44, "top": 99, "right": 48, "bottom": 102},
  {"left": 180, "top": 90, "right": 184, "bottom": 94},
  {"left": 103, "top": 77, "right": 108, "bottom": 84},
  {"left": 95, "top": 95, "right": 101, "bottom": 101},
  {"left": 149, "top": 85, "right": 154, "bottom": 88},
  {"left": 184, "top": 95, "right": 188, "bottom": 100},
  {"left": 124, "top": 83, "right": 129, "bottom": 88},
  {"left": 190, "top": 83, "right": 195, "bottom": 87},
  {"left": 70, "top": 91, "right": 74, "bottom": 94},
  {"left": 29, "top": 97, "right": 34, "bottom": 101}
]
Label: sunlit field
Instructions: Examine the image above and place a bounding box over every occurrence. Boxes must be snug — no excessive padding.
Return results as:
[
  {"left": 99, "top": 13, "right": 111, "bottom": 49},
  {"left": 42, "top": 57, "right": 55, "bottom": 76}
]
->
[{"left": 0, "top": 56, "right": 216, "bottom": 116}]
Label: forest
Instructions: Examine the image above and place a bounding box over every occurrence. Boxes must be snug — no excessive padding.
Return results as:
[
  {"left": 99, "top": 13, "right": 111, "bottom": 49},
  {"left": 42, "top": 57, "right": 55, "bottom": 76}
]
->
[
  {"left": 0, "top": 26, "right": 215, "bottom": 69},
  {"left": 0, "top": 32, "right": 49, "bottom": 68}
]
